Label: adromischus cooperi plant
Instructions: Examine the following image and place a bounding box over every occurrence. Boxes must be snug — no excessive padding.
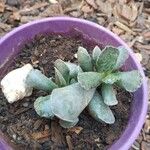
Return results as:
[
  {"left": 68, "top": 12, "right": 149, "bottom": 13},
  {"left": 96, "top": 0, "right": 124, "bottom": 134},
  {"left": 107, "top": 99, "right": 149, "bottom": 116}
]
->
[
  {"left": 0, "top": 46, "right": 142, "bottom": 128},
  {"left": 77, "top": 46, "right": 142, "bottom": 124}
]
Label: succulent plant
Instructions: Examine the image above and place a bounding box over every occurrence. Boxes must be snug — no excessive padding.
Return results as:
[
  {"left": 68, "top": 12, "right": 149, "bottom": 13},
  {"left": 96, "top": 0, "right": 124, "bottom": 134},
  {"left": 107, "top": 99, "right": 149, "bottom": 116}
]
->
[
  {"left": 1, "top": 45, "right": 142, "bottom": 128},
  {"left": 77, "top": 46, "right": 142, "bottom": 124}
]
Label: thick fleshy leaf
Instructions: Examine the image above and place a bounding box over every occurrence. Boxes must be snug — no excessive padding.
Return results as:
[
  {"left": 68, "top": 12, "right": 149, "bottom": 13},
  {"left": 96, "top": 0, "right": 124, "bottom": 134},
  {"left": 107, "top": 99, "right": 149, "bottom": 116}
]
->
[
  {"left": 65, "top": 62, "right": 82, "bottom": 78},
  {"left": 77, "top": 46, "right": 93, "bottom": 71},
  {"left": 51, "top": 83, "right": 95, "bottom": 122},
  {"left": 88, "top": 91, "right": 115, "bottom": 124},
  {"left": 96, "top": 46, "right": 119, "bottom": 72},
  {"left": 59, "top": 118, "right": 79, "bottom": 128},
  {"left": 102, "top": 72, "right": 120, "bottom": 84},
  {"left": 34, "top": 95, "right": 54, "bottom": 118},
  {"left": 55, "top": 68, "right": 67, "bottom": 86},
  {"left": 114, "top": 46, "right": 129, "bottom": 70},
  {"left": 54, "top": 59, "right": 70, "bottom": 83},
  {"left": 101, "top": 84, "right": 118, "bottom": 106},
  {"left": 92, "top": 46, "right": 101, "bottom": 63},
  {"left": 116, "top": 70, "right": 142, "bottom": 92},
  {"left": 78, "top": 72, "right": 104, "bottom": 90},
  {"left": 27, "top": 69, "right": 58, "bottom": 92}
]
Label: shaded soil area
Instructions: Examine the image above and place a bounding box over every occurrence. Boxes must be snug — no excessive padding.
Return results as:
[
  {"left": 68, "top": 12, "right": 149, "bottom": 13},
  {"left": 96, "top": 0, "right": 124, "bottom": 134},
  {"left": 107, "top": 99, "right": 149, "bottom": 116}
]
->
[{"left": 0, "top": 34, "right": 132, "bottom": 150}]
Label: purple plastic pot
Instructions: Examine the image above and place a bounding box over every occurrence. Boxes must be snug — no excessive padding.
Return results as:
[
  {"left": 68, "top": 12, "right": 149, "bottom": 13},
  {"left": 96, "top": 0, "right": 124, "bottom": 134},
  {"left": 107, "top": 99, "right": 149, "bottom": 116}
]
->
[{"left": 0, "top": 17, "right": 148, "bottom": 150}]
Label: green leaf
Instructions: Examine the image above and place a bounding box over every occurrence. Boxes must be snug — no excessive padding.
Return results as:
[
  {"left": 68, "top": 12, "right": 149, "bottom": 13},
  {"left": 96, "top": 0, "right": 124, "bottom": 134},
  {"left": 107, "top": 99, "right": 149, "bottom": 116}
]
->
[
  {"left": 78, "top": 72, "right": 104, "bottom": 90},
  {"left": 102, "top": 72, "right": 120, "bottom": 84},
  {"left": 65, "top": 62, "right": 82, "bottom": 78},
  {"left": 96, "top": 46, "right": 119, "bottom": 72},
  {"left": 59, "top": 118, "right": 79, "bottom": 128},
  {"left": 115, "top": 46, "right": 129, "bottom": 70},
  {"left": 101, "top": 84, "right": 118, "bottom": 106},
  {"left": 116, "top": 70, "right": 142, "bottom": 92},
  {"left": 27, "top": 69, "right": 58, "bottom": 92},
  {"left": 88, "top": 91, "right": 115, "bottom": 124},
  {"left": 92, "top": 46, "right": 101, "bottom": 63},
  {"left": 55, "top": 67, "right": 67, "bottom": 87},
  {"left": 77, "top": 46, "right": 93, "bottom": 71},
  {"left": 34, "top": 95, "right": 54, "bottom": 118},
  {"left": 54, "top": 59, "right": 70, "bottom": 83},
  {"left": 50, "top": 83, "right": 95, "bottom": 122}
]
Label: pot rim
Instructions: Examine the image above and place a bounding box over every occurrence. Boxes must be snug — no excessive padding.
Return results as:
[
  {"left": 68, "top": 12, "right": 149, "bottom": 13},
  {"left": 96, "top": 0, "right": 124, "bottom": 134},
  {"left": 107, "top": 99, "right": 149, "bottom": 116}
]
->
[{"left": 0, "top": 17, "right": 148, "bottom": 150}]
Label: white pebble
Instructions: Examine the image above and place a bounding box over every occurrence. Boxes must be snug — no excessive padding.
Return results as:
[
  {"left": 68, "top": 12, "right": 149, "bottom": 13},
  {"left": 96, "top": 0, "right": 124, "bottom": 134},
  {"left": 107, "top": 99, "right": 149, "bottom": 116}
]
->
[
  {"left": 1, "top": 64, "right": 33, "bottom": 103},
  {"left": 23, "top": 102, "right": 29, "bottom": 107}
]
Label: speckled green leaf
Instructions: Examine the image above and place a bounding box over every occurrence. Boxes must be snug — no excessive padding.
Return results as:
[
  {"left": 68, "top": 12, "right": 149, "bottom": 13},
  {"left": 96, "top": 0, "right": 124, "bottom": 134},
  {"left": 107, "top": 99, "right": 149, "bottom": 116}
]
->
[
  {"left": 101, "top": 84, "right": 118, "bottom": 106},
  {"left": 114, "top": 46, "right": 129, "bottom": 70},
  {"left": 77, "top": 46, "right": 93, "bottom": 71},
  {"left": 54, "top": 59, "right": 70, "bottom": 83},
  {"left": 55, "top": 67, "right": 67, "bottom": 87},
  {"left": 51, "top": 83, "right": 95, "bottom": 122},
  {"left": 34, "top": 95, "right": 54, "bottom": 118},
  {"left": 78, "top": 72, "right": 104, "bottom": 90},
  {"left": 96, "top": 46, "right": 119, "bottom": 72},
  {"left": 116, "top": 70, "right": 142, "bottom": 92},
  {"left": 65, "top": 62, "right": 82, "bottom": 78},
  {"left": 102, "top": 72, "right": 120, "bottom": 84},
  {"left": 88, "top": 91, "right": 115, "bottom": 124},
  {"left": 92, "top": 46, "right": 101, "bottom": 63}
]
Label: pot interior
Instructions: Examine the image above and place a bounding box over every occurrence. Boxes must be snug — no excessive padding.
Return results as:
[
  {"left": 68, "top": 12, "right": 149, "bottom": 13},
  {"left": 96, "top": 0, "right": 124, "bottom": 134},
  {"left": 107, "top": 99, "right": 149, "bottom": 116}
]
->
[{"left": 0, "top": 17, "right": 147, "bottom": 150}]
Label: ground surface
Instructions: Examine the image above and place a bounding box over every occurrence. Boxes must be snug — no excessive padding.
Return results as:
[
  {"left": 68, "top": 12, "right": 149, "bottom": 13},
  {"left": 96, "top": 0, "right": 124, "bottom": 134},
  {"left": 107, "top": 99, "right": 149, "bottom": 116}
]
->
[{"left": 0, "top": 0, "right": 150, "bottom": 150}]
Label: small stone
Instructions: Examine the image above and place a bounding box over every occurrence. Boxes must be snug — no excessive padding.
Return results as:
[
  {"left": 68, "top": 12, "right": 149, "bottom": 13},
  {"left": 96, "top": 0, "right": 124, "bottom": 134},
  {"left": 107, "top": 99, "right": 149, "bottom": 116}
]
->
[
  {"left": 12, "top": 134, "right": 17, "bottom": 140},
  {"left": 74, "top": 53, "right": 77, "bottom": 58},
  {"left": 22, "top": 102, "right": 29, "bottom": 107},
  {"left": 17, "top": 136, "right": 22, "bottom": 141}
]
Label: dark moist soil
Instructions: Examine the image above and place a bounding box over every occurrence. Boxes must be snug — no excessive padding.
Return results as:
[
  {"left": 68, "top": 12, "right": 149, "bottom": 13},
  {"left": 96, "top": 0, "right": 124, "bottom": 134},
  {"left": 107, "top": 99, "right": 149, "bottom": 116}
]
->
[{"left": 0, "top": 33, "right": 132, "bottom": 150}]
